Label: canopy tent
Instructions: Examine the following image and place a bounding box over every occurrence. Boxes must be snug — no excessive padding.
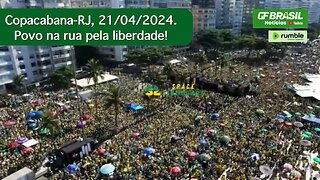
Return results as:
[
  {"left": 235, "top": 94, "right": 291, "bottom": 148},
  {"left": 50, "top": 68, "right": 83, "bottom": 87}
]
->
[
  {"left": 22, "top": 139, "right": 39, "bottom": 148},
  {"left": 79, "top": 90, "right": 92, "bottom": 100},
  {"left": 302, "top": 115, "right": 320, "bottom": 124},
  {"left": 72, "top": 73, "right": 118, "bottom": 88},
  {"left": 127, "top": 103, "right": 144, "bottom": 111}
]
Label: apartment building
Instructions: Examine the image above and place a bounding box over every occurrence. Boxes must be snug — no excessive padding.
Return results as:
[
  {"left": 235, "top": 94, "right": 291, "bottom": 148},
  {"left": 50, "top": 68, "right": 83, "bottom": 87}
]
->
[
  {"left": 0, "top": 0, "right": 74, "bottom": 93},
  {"left": 152, "top": 0, "right": 191, "bottom": 8},
  {"left": 192, "top": 5, "right": 216, "bottom": 35},
  {"left": 125, "top": 0, "right": 150, "bottom": 8},
  {"left": 242, "top": 0, "right": 265, "bottom": 24},
  {"left": 215, "top": 0, "right": 244, "bottom": 35}
]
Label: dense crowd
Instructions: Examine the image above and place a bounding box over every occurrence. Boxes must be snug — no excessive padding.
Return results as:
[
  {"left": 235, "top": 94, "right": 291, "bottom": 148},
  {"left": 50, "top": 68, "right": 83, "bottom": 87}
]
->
[{"left": 0, "top": 40, "right": 320, "bottom": 179}]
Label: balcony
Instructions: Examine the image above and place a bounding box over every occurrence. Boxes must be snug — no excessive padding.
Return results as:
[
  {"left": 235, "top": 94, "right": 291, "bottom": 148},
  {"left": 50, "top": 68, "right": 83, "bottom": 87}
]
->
[
  {"left": 53, "top": 53, "right": 70, "bottom": 59},
  {"left": 38, "top": 56, "right": 51, "bottom": 61},
  {"left": 52, "top": 46, "right": 71, "bottom": 51},
  {"left": 0, "top": 61, "right": 12, "bottom": 67},
  {"left": 0, "top": 52, "right": 10, "bottom": 56},
  {"left": 54, "top": 61, "right": 72, "bottom": 68},
  {"left": 0, "top": 71, "right": 12, "bottom": 76},
  {"left": 39, "top": 65, "right": 52, "bottom": 69}
]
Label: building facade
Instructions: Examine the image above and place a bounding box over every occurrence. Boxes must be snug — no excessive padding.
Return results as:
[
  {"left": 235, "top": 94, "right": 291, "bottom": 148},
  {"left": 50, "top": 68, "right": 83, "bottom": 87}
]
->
[
  {"left": 0, "top": 0, "right": 74, "bottom": 93},
  {"left": 192, "top": 5, "right": 216, "bottom": 35}
]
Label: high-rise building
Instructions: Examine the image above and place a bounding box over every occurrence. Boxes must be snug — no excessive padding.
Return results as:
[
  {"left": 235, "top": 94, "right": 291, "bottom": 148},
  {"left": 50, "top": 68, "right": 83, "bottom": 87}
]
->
[
  {"left": 125, "top": 0, "right": 150, "bottom": 8},
  {"left": 152, "top": 0, "right": 191, "bottom": 8},
  {"left": 0, "top": 0, "right": 74, "bottom": 94},
  {"left": 69, "top": 0, "right": 127, "bottom": 63},
  {"left": 264, "top": 0, "right": 320, "bottom": 24},
  {"left": 242, "top": 0, "right": 266, "bottom": 24},
  {"left": 192, "top": 5, "right": 216, "bottom": 35},
  {"left": 215, "top": 0, "right": 244, "bottom": 35},
  {"left": 191, "top": 0, "right": 214, "bottom": 8}
]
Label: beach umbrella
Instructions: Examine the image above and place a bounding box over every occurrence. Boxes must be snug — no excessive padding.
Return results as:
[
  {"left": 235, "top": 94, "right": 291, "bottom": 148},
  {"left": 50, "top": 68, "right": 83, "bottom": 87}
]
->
[
  {"left": 143, "top": 147, "right": 155, "bottom": 155},
  {"left": 63, "top": 105, "right": 70, "bottom": 111},
  {"left": 170, "top": 166, "right": 181, "bottom": 174},
  {"left": 198, "top": 153, "right": 211, "bottom": 163},
  {"left": 285, "top": 114, "right": 292, "bottom": 120},
  {"left": 22, "top": 147, "right": 33, "bottom": 154},
  {"left": 98, "top": 148, "right": 106, "bottom": 155},
  {"left": 146, "top": 124, "right": 153, "bottom": 129},
  {"left": 303, "top": 131, "right": 312, "bottom": 137},
  {"left": 200, "top": 139, "right": 207, "bottom": 145},
  {"left": 132, "top": 132, "right": 140, "bottom": 137},
  {"left": 187, "top": 151, "right": 197, "bottom": 159},
  {"left": 295, "top": 112, "right": 301, "bottom": 116},
  {"left": 259, "top": 165, "right": 272, "bottom": 176},
  {"left": 34, "top": 111, "right": 44, "bottom": 118},
  {"left": 309, "top": 114, "right": 316, "bottom": 118},
  {"left": 44, "top": 93, "right": 50, "bottom": 96},
  {"left": 8, "top": 142, "right": 19, "bottom": 149},
  {"left": 4, "top": 120, "right": 15, "bottom": 127},
  {"left": 314, "top": 157, "right": 320, "bottom": 163},
  {"left": 26, "top": 112, "right": 36, "bottom": 120},
  {"left": 76, "top": 120, "right": 86, "bottom": 128},
  {"left": 66, "top": 164, "right": 79, "bottom": 173},
  {"left": 290, "top": 170, "right": 301, "bottom": 179},
  {"left": 220, "top": 135, "right": 231, "bottom": 143},
  {"left": 16, "top": 137, "right": 28, "bottom": 144},
  {"left": 256, "top": 109, "right": 265, "bottom": 115},
  {"left": 210, "top": 113, "right": 220, "bottom": 120},
  {"left": 251, "top": 153, "right": 260, "bottom": 161},
  {"left": 28, "top": 122, "right": 37, "bottom": 129},
  {"left": 260, "top": 128, "right": 268, "bottom": 132},
  {"left": 300, "top": 140, "right": 312, "bottom": 146},
  {"left": 69, "top": 87, "right": 76, "bottom": 91},
  {"left": 39, "top": 128, "right": 50, "bottom": 135},
  {"left": 207, "top": 129, "right": 217, "bottom": 135},
  {"left": 82, "top": 114, "right": 92, "bottom": 120},
  {"left": 284, "top": 122, "right": 292, "bottom": 126},
  {"left": 293, "top": 121, "right": 303, "bottom": 128},
  {"left": 283, "top": 163, "right": 293, "bottom": 170},
  {"left": 277, "top": 114, "right": 285, "bottom": 120},
  {"left": 100, "top": 164, "right": 115, "bottom": 175},
  {"left": 314, "top": 128, "right": 320, "bottom": 132},
  {"left": 68, "top": 91, "right": 76, "bottom": 95}
]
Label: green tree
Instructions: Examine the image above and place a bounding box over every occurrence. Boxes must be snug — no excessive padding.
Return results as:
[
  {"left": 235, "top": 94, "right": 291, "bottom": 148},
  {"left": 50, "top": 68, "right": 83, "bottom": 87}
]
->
[
  {"left": 48, "top": 66, "right": 74, "bottom": 90},
  {"left": 12, "top": 74, "right": 26, "bottom": 93},
  {"left": 126, "top": 47, "right": 176, "bottom": 65},
  {"left": 187, "top": 52, "right": 208, "bottom": 65},
  {"left": 198, "top": 29, "right": 235, "bottom": 53},
  {"left": 102, "top": 85, "right": 121, "bottom": 129},
  {"left": 39, "top": 111, "right": 61, "bottom": 138}
]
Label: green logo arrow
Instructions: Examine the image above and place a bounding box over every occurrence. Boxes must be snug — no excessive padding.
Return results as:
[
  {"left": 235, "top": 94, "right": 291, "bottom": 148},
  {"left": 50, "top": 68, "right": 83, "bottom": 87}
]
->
[{"left": 273, "top": 32, "right": 279, "bottom": 40}]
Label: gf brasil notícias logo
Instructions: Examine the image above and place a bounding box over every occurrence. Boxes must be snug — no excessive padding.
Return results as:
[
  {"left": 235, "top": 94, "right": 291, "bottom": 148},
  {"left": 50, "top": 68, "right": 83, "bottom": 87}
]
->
[{"left": 253, "top": 9, "right": 308, "bottom": 28}]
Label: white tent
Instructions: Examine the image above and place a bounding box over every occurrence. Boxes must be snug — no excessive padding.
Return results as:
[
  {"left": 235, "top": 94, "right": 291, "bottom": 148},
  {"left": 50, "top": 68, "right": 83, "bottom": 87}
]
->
[
  {"left": 72, "top": 73, "right": 118, "bottom": 88},
  {"left": 22, "top": 139, "right": 39, "bottom": 147},
  {"left": 294, "top": 74, "right": 320, "bottom": 100}
]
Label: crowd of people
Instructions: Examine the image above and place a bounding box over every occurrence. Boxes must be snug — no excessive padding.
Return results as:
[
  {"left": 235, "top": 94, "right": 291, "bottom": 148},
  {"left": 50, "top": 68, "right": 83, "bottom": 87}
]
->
[{"left": 0, "top": 40, "right": 320, "bottom": 179}]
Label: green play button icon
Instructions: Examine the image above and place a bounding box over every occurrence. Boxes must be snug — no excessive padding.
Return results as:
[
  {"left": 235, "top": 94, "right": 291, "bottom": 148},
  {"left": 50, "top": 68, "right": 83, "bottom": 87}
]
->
[{"left": 273, "top": 32, "right": 279, "bottom": 40}]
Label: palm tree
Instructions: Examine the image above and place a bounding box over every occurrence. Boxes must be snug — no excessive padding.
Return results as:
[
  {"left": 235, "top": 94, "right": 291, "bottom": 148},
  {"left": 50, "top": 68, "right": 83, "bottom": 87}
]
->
[
  {"left": 39, "top": 111, "right": 61, "bottom": 138},
  {"left": 142, "top": 94, "right": 151, "bottom": 112},
  {"left": 13, "top": 74, "right": 26, "bottom": 93},
  {"left": 85, "top": 59, "right": 104, "bottom": 90},
  {"left": 101, "top": 85, "right": 121, "bottom": 129},
  {"left": 84, "top": 59, "right": 104, "bottom": 116}
]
